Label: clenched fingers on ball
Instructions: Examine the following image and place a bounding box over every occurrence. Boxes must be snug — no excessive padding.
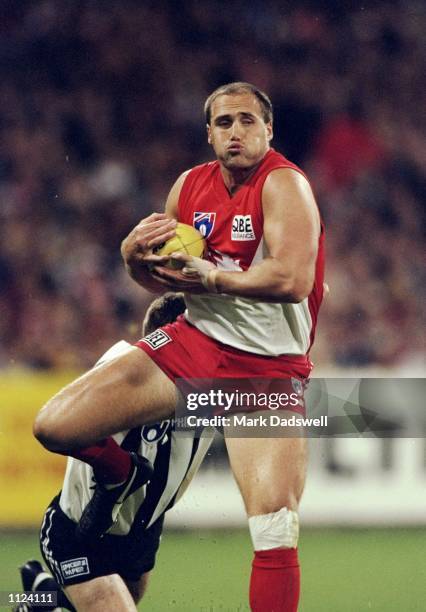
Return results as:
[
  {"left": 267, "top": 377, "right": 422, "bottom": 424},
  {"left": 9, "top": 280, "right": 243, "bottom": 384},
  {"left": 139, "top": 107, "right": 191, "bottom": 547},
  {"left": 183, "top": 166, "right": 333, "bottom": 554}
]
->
[{"left": 129, "top": 218, "right": 177, "bottom": 251}]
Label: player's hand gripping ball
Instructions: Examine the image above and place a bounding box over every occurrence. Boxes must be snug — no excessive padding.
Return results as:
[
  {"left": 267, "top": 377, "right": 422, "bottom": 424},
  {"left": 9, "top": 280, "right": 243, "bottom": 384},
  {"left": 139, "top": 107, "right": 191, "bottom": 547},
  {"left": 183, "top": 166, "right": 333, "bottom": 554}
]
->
[{"left": 153, "top": 223, "right": 206, "bottom": 269}]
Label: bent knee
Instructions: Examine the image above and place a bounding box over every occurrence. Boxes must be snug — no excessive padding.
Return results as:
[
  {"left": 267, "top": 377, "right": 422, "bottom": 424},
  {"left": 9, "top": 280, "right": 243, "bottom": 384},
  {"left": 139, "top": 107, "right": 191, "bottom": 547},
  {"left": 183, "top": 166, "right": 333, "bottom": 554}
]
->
[
  {"left": 246, "top": 490, "right": 300, "bottom": 516},
  {"left": 33, "top": 401, "right": 73, "bottom": 452},
  {"left": 66, "top": 574, "right": 137, "bottom": 611}
]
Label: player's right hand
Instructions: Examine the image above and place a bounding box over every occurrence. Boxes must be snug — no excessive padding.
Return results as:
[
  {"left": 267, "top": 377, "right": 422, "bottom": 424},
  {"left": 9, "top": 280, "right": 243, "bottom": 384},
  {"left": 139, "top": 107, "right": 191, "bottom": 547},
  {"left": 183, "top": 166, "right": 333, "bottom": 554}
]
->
[{"left": 121, "top": 213, "right": 177, "bottom": 268}]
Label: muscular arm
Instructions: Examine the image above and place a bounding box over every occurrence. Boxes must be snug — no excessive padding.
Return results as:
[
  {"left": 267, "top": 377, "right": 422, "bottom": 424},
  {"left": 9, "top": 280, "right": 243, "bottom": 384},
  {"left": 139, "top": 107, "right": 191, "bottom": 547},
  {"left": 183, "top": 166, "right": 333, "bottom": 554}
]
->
[
  {"left": 213, "top": 169, "right": 320, "bottom": 303},
  {"left": 120, "top": 171, "right": 188, "bottom": 292}
]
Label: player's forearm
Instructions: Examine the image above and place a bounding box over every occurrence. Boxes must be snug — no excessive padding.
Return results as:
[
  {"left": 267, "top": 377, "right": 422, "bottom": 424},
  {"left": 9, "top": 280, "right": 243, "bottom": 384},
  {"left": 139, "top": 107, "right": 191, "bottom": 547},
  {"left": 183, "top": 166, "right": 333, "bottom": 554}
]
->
[
  {"left": 213, "top": 257, "right": 313, "bottom": 303},
  {"left": 124, "top": 262, "right": 167, "bottom": 295}
]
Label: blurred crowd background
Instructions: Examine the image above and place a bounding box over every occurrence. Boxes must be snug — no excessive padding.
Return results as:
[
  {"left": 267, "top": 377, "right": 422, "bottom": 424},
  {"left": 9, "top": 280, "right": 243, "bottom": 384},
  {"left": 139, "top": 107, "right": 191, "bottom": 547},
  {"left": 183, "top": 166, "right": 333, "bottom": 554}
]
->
[{"left": 0, "top": 0, "right": 424, "bottom": 371}]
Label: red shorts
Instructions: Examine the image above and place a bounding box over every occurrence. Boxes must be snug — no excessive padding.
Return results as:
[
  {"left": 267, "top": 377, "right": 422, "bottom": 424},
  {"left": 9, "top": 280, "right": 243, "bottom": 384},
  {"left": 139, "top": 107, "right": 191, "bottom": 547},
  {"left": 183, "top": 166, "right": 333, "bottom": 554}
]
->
[{"left": 135, "top": 316, "right": 312, "bottom": 416}]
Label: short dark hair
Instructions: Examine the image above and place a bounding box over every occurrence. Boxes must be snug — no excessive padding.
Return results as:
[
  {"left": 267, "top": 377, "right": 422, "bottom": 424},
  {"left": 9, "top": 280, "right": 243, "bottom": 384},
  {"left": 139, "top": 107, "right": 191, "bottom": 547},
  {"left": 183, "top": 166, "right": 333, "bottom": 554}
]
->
[
  {"left": 142, "top": 292, "right": 186, "bottom": 336},
  {"left": 204, "top": 82, "right": 273, "bottom": 125}
]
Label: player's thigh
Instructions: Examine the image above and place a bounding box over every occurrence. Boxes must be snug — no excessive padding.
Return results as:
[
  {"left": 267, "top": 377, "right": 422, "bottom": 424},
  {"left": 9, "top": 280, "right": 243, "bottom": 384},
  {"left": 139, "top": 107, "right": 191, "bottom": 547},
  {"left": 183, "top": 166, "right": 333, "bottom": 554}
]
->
[
  {"left": 225, "top": 411, "right": 307, "bottom": 516},
  {"left": 35, "top": 346, "right": 178, "bottom": 449},
  {"left": 125, "top": 572, "right": 151, "bottom": 604},
  {"left": 65, "top": 574, "right": 137, "bottom": 611}
]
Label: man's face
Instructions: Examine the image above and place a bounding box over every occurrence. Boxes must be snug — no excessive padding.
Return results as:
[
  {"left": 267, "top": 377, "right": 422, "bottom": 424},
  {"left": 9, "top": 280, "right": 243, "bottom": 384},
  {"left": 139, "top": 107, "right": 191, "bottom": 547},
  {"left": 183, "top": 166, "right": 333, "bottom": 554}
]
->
[{"left": 207, "top": 93, "right": 273, "bottom": 170}]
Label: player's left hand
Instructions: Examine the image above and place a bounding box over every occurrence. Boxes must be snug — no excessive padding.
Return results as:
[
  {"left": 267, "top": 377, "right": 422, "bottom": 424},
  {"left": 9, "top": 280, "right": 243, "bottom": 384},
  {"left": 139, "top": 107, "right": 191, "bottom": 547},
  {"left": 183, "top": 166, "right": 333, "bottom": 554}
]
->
[{"left": 152, "top": 253, "right": 218, "bottom": 293}]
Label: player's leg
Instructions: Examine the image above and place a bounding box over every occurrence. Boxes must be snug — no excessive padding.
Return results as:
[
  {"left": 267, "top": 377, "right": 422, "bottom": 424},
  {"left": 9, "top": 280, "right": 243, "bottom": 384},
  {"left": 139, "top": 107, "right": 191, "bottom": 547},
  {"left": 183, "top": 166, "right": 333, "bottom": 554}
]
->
[
  {"left": 65, "top": 574, "right": 137, "bottom": 612},
  {"left": 36, "top": 294, "right": 186, "bottom": 487},
  {"left": 34, "top": 294, "right": 187, "bottom": 542},
  {"left": 34, "top": 292, "right": 186, "bottom": 456},
  {"left": 64, "top": 572, "right": 152, "bottom": 610},
  {"left": 225, "top": 428, "right": 307, "bottom": 514},
  {"left": 19, "top": 561, "right": 152, "bottom": 611},
  {"left": 34, "top": 347, "right": 178, "bottom": 451},
  {"left": 34, "top": 347, "right": 177, "bottom": 538},
  {"left": 225, "top": 416, "right": 307, "bottom": 612}
]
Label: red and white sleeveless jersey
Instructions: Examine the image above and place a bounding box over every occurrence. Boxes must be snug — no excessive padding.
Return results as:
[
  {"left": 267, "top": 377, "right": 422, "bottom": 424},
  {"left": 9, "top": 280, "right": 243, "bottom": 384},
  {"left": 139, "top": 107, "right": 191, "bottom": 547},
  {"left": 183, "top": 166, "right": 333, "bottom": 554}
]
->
[{"left": 178, "top": 148, "right": 325, "bottom": 356}]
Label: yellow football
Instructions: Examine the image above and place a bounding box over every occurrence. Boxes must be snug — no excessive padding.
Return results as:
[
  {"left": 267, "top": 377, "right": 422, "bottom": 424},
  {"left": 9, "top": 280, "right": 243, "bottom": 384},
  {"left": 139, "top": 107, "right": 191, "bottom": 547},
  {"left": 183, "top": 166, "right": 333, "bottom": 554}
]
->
[{"left": 153, "top": 222, "right": 206, "bottom": 269}]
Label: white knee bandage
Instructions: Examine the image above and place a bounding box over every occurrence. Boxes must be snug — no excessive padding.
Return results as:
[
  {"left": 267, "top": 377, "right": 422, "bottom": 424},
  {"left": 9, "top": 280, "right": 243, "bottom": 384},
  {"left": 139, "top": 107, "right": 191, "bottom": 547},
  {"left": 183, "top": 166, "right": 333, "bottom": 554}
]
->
[{"left": 248, "top": 507, "right": 299, "bottom": 550}]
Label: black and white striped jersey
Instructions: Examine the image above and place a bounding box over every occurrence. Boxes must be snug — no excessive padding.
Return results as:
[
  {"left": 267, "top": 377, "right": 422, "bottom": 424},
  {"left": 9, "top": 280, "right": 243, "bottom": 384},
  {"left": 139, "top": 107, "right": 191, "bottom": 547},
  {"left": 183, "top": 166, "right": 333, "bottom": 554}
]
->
[{"left": 59, "top": 341, "right": 213, "bottom": 535}]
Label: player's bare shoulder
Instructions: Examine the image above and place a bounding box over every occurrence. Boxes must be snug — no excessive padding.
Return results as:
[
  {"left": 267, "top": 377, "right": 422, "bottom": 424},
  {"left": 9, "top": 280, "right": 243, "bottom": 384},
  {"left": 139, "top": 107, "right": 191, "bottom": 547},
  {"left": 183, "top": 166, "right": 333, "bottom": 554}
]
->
[
  {"left": 262, "top": 168, "right": 320, "bottom": 236},
  {"left": 262, "top": 168, "right": 319, "bottom": 219}
]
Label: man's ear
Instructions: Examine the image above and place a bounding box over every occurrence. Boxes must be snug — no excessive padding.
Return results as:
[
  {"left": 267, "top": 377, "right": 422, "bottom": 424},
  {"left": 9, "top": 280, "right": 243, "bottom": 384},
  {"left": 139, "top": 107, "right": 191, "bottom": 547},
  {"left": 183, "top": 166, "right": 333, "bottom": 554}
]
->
[
  {"left": 207, "top": 124, "right": 212, "bottom": 144},
  {"left": 266, "top": 121, "right": 273, "bottom": 141}
]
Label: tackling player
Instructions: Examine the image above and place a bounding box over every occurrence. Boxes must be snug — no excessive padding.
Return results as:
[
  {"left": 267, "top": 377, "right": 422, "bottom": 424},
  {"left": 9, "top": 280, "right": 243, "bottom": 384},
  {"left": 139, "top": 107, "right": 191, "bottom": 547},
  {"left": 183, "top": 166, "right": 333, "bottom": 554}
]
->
[
  {"left": 17, "top": 294, "right": 212, "bottom": 612},
  {"left": 34, "top": 82, "right": 324, "bottom": 611}
]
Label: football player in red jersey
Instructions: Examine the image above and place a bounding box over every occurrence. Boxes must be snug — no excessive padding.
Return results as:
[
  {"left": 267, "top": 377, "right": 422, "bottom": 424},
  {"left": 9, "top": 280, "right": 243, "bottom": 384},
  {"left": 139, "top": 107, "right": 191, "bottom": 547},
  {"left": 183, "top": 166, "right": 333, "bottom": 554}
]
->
[{"left": 34, "top": 82, "right": 324, "bottom": 612}]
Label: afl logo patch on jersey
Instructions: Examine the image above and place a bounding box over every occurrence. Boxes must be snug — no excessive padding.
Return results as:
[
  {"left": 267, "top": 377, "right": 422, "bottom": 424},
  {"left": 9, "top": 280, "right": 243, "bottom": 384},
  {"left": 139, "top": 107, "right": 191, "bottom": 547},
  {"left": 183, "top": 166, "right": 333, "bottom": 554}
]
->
[
  {"left": 141, "top": 329, "right": 172, "bottom": 350},
  {"left": 194, "top": 212, "right": 216, "bottom": 238},
  {"left": 232, "top": 214, "right": 256, "bottom": 240}
]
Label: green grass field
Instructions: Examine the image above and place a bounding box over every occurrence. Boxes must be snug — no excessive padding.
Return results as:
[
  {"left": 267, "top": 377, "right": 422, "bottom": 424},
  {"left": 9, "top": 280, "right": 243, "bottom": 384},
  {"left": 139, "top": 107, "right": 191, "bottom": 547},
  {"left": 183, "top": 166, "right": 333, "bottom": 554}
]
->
[{"left": 0, "top": 528, "right": 424, "bottom": 611}]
